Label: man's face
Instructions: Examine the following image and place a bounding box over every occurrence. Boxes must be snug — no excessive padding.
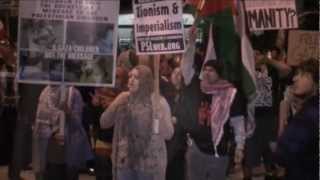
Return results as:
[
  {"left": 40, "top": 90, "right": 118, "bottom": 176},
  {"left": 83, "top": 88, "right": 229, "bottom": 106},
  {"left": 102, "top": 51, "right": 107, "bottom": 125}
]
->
[
  {"left": 292, "top": 71, "right": 315, "bottom": 97},
  {"left": 128, "top": 68, "right": 139, "bottom": 93},
  {"left": 202, "top": 66, "right": 219, "bottom": 84},
  {"left": 160, "top": 59, "right": 173, "bottom": 77},
  {"left": 254, "top": 50, "right": 264, "bottom": 63}
]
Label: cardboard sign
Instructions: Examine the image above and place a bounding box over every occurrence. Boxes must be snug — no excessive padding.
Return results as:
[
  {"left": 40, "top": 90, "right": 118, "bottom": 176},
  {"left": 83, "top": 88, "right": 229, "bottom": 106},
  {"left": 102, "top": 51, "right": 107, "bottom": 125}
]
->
[
  {"left": 18, "top": 0, "right": 119, "bottom": 87},
  {"left": 287, "top": 30, "right": 319, "bottom": 66},
  {"left": 244, "top": 0, "right": 298, "bottom": 31},
  {"left": 133, "top": 0, "right": 185, "bottom": 55}
]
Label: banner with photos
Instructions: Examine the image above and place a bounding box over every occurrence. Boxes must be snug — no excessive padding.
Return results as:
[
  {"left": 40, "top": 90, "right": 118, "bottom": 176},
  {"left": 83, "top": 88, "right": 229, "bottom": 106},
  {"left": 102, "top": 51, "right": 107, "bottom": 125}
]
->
[{"left": 18, "top": 0, "right": 119, "bottom": 87}]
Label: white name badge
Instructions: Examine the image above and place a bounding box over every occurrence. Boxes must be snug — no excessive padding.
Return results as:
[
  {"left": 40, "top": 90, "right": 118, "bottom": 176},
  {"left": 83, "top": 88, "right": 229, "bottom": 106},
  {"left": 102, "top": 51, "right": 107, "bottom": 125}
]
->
[{"left": 153, "top": 118, "right": 159, "bottom": 134}]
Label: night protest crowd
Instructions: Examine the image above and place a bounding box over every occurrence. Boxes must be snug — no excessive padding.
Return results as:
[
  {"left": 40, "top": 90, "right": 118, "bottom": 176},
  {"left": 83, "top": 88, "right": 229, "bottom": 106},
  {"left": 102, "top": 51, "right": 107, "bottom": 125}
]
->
[
  {"left": 0, "top": 1, "right": 318, "bottom": 180},
  {"left": 98, "top": 27, "right": 317, "bottom": 180},
  {"left": 4, "top": 27, "right": 318, "bottom": 180}
]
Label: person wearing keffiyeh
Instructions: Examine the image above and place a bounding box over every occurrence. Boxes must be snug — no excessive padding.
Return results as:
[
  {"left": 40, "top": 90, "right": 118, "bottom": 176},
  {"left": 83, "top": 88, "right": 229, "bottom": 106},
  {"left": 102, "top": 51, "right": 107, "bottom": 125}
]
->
[{"left": 175, "top": 26, "right": 246, "bottom": 180}]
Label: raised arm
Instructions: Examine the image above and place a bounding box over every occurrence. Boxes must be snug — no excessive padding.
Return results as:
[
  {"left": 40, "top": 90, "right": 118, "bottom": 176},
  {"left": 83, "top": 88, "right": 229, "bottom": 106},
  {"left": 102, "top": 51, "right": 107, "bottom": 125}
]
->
[
  {"left": 181, "top": 26, "right": 197, "bottom": 85},
  {"left": 158, "top": 96, "right": 174, "bottom": 140},
  {"left": 100, "top": 92, "right": 129, "bottom": 129},
  {"left": 265, "top": 58, "right": 292, "bottom": 78}
]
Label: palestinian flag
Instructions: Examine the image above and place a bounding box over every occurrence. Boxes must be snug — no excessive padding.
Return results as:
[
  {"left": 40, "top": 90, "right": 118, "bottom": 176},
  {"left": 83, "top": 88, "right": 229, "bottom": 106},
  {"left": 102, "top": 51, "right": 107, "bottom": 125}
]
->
[
  {"left": 184, "top": 0, "right": 236, "bottom": 16},
  {"left": 237, "top": 0, "right": 257, "bottom": 136},
  {"left": 188, "top": 0, "right": 257, "bottom": 135}
]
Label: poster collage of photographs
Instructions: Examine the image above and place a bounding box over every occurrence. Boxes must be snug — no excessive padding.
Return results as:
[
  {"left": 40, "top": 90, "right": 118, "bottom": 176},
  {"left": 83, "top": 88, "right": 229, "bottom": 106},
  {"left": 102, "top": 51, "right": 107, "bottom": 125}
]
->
[{"left": 18, "top": 18, "right": 115, "bottom": 86}]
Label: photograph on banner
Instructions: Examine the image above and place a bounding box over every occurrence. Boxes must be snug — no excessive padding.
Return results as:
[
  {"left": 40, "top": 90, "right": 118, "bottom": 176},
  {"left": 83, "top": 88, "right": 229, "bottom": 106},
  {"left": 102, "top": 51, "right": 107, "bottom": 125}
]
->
[
  {"left": 1, "top": 11, "right": 17, "bottom": 71},
  {"left": 19, "top": 19, "right": 64, "bottom": 50},
  {"left": 0, "top": 0, "right": 12, "bottom": 8},
  {"left": 287, "top": 30, "right": 319, "bottom": 66},
  {"left": 64, "top": 55, "right": 113, "bottom": 85},
  {"left": 66, "top": 22, "right": 114, "bottom": 54},
  {"left": 18, "top": 0, "right": 119, "bottom": 86},
  {"left": 18, "top": 50, "right": 63, "bottom": 81},
  {"left": 244, "top": 0, "right": 298, "bottom": 31},
  {"left": 133, "top": 0, "right": 185, "bottom": 55}
]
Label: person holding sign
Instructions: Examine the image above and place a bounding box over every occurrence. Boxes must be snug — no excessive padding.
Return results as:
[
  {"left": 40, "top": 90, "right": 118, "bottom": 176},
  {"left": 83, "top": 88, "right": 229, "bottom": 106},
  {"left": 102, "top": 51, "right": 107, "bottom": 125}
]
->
[
  {"left": 100, "top": 65, "right": 174, "bottom": 180},
  {"left": 176, "top": 26, "right": 246, "bottom": 180},
  {"left": 33, "top": 85, "right": 93, "bottom": 180}
]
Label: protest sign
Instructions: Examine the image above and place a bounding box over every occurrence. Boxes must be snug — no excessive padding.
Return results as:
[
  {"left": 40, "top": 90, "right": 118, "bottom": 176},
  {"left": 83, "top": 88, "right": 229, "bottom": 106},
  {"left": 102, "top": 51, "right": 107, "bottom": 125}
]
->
[
  {"left": 133, "top": 0, "right": 185, "bottom": 55},
  {"left": 244, "top": 0, "right": 298, "bottom": 31},
  {"left": 287, "top": 30, "right": 319, "bottom": 66},
  {"left": 18, "top": 0, "right": 119, "bottom": 87}
]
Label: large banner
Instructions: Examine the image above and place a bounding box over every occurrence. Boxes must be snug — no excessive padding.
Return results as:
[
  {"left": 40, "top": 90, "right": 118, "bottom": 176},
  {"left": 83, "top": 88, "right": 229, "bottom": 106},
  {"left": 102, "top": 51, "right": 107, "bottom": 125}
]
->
[
  {"left": 287, "top": 30, "right": 319, "bottom": 66},
  {"left": 244, "top": 0, "right": 298, "bottom": 31},
  {"left": 133, "top": 0, "right": 185, "bottom": 55},
  {"left": 18, "top": 0, "right": 119, "bottom": 87}
]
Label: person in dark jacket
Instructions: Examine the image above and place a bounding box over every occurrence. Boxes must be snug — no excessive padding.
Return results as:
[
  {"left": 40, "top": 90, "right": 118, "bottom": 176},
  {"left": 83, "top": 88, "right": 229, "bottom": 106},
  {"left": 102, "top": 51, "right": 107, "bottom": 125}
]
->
[
  {"left": 177, "top": 26, "right": 246, "bottom": 180},
  {"left": 275, "top": 59, "right": 319, "bottom": 180}
]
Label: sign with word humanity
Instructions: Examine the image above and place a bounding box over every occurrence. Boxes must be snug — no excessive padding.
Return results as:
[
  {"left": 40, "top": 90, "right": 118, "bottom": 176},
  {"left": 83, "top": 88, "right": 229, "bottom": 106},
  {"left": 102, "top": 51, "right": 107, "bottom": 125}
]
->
[
  {"left": 133, "top": 0, "right": 185, "bottom": 55},
  {"left": 287, "top": 30, "right": 319, "bottom": 66},
  {"left": 244, "top": 0, "right": 298, "bottom": 31},
  {"left": 18, "top": 0, "right": 119, "bottom": 87}
]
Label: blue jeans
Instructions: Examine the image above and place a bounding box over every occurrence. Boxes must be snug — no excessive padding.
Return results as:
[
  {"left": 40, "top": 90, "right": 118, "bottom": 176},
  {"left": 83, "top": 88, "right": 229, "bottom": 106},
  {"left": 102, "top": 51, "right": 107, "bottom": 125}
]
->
[
  {"left": 118, "top": 168, "right": 153, "bottom": 180},
  {"left": 186, "top": 142, "right": 229, "bottom": 180}
]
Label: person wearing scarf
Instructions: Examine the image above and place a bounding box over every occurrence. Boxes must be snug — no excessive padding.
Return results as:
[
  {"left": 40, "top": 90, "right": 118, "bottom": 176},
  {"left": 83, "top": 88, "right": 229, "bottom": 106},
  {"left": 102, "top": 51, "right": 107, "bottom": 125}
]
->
[
  {"left": 32, "top": 85, "right": 66, "bottom": 180},
  {"left": 33, "top": 85, "right": 93, "bottom": 180},
  {"left": 177, "top": 26, "right": 246, "bottom": 180},
  {"left": 100, "top": 65, "right": 174, "bottom": 180}
]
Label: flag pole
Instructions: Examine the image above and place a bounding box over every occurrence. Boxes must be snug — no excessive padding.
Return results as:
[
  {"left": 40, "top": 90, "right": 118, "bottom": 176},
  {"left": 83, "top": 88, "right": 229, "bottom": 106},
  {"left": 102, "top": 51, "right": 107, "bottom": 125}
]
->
[
  {"left": 153, "top": 54, "right": 160, "bottom": 134},
  {"left": 154, "top": 54, "right": 160, "bottom": 100}
]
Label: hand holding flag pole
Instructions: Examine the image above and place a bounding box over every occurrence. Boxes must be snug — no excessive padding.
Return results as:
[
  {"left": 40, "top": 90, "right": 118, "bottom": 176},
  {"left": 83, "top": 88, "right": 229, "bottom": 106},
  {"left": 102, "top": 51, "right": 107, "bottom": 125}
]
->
[{"left": 193, "top": 0, "right": 206, "bottom": 26}]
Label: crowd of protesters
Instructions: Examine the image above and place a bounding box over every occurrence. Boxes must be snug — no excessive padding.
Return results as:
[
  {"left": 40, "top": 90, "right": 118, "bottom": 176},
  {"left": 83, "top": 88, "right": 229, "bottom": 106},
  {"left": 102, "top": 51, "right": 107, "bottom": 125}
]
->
[
  {"left": 81, "top": 26, "right": 318, "bottom": 180},
  {"left": 1, "top": 19, "right": 318, "bottom": 180}
]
